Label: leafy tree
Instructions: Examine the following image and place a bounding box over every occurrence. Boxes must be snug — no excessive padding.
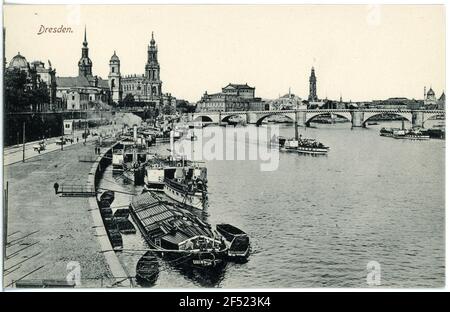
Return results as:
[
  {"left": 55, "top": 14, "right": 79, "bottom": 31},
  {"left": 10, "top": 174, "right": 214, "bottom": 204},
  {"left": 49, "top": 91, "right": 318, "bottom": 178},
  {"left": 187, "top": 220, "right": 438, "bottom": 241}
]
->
[
  {"left": 162, "top": 104, "right": 175, "bottom": 115},
  {"left": 176, "top": 100, "right": 196, "bottom": 113},
  {"left": 4, "top": 68, "right": 30, "bottom": 112},
  {"left": 4, "top": 68, "right": 50, "bottom": 112}
]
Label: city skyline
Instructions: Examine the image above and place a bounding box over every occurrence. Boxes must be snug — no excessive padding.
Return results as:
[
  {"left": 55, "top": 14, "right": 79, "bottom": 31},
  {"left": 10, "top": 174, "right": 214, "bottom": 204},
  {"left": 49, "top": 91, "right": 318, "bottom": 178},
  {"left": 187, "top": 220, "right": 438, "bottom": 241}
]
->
[{"left": 3, "top": 4, "right": 445, "bottom": 103}]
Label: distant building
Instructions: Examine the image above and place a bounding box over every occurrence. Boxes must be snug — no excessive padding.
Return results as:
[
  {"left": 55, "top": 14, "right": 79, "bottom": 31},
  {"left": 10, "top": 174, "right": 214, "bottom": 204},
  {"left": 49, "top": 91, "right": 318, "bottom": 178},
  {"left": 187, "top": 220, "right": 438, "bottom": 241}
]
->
[
  {"left": 368, "top": 97, "right": 423, "bottom": 110},
  {"left": 6, "top": 52, "right": 57, "bottom": 111},
  {"left": 437, "top": 92, "right": 445, "bottom": 110},
  {"left": 55, "top": 27, "right": 110, "bottom": 110},
  {"left": 424, "top": 87, "right": 436, "bottom": 107},
  {"left": 424, "top": 86, "right": 445, "bottom": 110},
  {"left": 268, "top": 89, "right": 306, "bottom": 110},
  {"left": 196, "top": 83, "right": 265, "bottom": 112},
  {"left": 308, "top": 67, "right": 318, "bottom": 102}
]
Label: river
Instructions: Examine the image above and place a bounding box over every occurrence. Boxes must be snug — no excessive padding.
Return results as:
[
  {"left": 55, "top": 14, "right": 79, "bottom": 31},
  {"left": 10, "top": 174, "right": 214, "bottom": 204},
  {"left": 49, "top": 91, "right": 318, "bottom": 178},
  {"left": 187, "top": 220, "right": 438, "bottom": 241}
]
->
[{"left": 98, "top": 120, "right": 445, "bottom": 288}]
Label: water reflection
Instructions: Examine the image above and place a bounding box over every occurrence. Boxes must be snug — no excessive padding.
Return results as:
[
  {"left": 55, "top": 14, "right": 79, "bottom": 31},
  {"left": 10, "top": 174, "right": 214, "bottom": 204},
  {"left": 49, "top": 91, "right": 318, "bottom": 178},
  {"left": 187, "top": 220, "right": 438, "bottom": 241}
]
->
[{"left": 98, "top": 120, "right": 444, "bottom": 288}]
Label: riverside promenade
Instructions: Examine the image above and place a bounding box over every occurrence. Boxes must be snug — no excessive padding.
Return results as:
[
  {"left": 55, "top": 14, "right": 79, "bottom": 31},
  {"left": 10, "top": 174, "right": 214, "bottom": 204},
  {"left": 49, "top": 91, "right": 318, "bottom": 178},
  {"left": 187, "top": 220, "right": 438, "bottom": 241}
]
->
[{"left": 3, "top": 135, "right": 128, "bottom": 288}]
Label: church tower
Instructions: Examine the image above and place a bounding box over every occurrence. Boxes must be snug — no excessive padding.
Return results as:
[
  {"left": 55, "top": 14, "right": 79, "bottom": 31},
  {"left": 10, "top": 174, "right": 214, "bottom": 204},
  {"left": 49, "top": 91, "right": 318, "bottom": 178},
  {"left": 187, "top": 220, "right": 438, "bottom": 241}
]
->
[
  {"left": 145, "top": 32, "right": 162, "bottom": 100},
  {"left": 108, "top": 51, "right": 122, "bottom": 103},
  {"left": 78, "top": 26, "right": 93, "bottom": 77},
  {"left": 308, "top": 67, "right": 318, "bottom": 102}
]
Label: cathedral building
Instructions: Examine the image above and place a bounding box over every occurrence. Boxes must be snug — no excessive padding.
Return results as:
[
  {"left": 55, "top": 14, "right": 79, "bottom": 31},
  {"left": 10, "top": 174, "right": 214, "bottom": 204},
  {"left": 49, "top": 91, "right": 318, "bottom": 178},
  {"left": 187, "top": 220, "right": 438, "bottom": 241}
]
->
[
  {"left": 121, "top": 32, "right": 169, "bottom": 107},
  {"left": 55, "top": 27, "right": 110, "bottom": 110}
]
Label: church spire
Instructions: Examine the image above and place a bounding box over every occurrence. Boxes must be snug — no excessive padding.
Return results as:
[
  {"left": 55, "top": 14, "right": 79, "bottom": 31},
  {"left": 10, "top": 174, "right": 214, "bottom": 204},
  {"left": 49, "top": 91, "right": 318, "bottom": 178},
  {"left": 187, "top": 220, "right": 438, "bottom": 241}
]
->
[
  {"left": 78, "top": 25, "right": 92, "bottom": 77},
  {"left": 83, "top": 25, "right": 87, "bottom": 47},
  {"left": 150, "top": 31, "right": 155, "bottom": 46},
  {"left": 308, "top": 66, "right": 318, "bottom": 102}
]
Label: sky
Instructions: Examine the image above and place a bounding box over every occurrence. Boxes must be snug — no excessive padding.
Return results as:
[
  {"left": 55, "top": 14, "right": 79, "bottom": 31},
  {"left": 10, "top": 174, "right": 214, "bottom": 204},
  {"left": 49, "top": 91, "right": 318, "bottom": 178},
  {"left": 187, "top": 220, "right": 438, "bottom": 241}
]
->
[{"left": 3, "top": 4, "right": 446, "bottom": 103}]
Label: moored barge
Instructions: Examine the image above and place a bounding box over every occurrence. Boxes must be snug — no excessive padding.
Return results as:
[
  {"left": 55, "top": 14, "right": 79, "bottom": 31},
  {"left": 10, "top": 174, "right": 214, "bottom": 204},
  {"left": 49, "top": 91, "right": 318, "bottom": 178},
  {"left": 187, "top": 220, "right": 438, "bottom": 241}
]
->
[{"left": 129, "top": 192, "right": 226, "bottom": 268}]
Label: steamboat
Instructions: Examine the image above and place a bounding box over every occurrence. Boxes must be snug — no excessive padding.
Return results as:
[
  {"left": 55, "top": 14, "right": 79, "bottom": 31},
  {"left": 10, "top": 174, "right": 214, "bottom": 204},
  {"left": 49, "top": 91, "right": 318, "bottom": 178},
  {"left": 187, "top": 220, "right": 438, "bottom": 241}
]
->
[
  {"left": 163, "top": 164, "right": 208, "bottom": 211},
  {"left": 143, "top": 156, "right": 208, "bottom": 210},
  {"left": 380, "top": 127, "right": 430, "bottom": 140},
  {"left": 297, "top": 138, "right": 329, "bottom": 155},
  {"left": 379, "top": 127, "right": 406, "bottom": 138},
  {"left": 394, "top": 128, "right": 430, "bottom": 140}
]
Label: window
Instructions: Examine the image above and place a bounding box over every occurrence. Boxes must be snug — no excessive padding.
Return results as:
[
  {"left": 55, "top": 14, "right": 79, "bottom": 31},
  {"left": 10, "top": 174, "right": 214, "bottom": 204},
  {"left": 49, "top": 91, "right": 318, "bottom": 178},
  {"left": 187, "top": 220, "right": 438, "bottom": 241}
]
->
[
  {"left": 72, "top": 95, "right": 75, "bottom": 100},
  {"left": 112, "top": 67, "right": 115, "bottom": 73}
]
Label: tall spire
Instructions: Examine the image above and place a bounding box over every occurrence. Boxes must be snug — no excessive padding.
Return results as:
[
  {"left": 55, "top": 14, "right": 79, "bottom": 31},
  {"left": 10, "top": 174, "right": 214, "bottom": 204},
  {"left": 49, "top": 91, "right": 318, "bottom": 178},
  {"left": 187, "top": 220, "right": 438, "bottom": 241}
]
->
[
  {"left": 78, "top": 24, "right": 92, "bottom": 77},
  {"left": 83, "top": 25, "right": 87, "bottom": 47},
  {"left": 150, "top": 31, "right": 155, "bottom": 46}
]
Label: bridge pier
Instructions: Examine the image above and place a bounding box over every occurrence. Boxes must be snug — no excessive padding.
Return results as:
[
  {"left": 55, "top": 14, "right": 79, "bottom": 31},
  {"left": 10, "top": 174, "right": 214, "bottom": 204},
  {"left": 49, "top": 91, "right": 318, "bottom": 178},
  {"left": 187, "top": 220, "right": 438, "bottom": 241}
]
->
[
  {"left": 412, "top": 111, "right": 424, "bottom": 128},
  {"left": 351, "top": 111, "right": 364, "bottom": 127},
  {"left": 296, "top": 111, "right": 306, "bottom": 127}
]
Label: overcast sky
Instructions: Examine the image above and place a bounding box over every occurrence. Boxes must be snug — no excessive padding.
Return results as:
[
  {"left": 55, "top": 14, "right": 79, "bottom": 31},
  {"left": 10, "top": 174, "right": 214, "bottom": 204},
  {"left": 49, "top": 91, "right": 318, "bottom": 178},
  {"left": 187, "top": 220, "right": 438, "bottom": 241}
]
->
[{"left": 3, "top": 4, "right": 445, "bottom": 102}]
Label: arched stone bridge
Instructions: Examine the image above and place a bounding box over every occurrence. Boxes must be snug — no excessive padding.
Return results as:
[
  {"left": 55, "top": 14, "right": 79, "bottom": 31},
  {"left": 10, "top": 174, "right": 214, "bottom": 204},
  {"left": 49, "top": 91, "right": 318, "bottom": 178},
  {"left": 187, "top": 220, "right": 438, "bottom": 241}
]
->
[{"left": 189, "top": 109, "right": 445, "bottom": 128}]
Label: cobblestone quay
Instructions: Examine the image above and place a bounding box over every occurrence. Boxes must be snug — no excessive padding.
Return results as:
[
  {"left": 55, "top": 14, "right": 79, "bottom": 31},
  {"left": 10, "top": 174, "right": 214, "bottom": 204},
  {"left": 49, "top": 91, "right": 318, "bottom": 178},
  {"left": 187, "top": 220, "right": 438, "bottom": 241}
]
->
[{"left": 4, "top": 140, "right": 115, "bottom": 288}]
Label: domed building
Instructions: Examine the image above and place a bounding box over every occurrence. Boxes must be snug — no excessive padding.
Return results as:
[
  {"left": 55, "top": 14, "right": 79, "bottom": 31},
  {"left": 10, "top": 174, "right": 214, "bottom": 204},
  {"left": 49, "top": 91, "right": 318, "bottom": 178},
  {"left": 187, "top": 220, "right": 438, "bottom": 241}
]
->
[
  {"left": 268, "top": 90, "right": 306, "bottom": 110},
  {"left": 6, "top": 52, "right": 57, "bottom": 111},
  {"left": 8, "top": 52, "right": 29, "bottom": 72}
]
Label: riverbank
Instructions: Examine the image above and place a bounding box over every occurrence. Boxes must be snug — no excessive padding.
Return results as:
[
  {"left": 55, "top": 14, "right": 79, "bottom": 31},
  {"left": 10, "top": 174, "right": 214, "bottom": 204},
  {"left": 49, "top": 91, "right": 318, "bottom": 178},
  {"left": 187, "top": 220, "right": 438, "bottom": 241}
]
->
[{"left": 3, "top": 139, "right": 118, "bottom": 288}]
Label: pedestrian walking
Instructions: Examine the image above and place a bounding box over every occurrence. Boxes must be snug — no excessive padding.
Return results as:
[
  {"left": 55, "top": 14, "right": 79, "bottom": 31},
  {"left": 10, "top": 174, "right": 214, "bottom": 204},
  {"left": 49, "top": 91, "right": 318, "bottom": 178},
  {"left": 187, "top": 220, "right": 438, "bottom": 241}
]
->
[
  {"left": 76, "top": 137, "right": 79, "bottom": 143},
  {"left": 53, "top": 182, "right": 59, "bottom": 195}
]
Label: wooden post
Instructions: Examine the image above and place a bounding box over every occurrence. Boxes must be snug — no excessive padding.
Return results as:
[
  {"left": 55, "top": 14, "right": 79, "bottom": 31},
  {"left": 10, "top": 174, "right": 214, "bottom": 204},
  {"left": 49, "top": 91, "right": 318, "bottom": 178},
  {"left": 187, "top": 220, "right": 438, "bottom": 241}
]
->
[
  {"left": 22, "top": 122, "right": 25, "bottom": 162},
  {"left": 61, "top": 117, "right": 64, "bottom": 151},
  {"left": 3, "top": 182, "right": 9, "bottom": 270}
]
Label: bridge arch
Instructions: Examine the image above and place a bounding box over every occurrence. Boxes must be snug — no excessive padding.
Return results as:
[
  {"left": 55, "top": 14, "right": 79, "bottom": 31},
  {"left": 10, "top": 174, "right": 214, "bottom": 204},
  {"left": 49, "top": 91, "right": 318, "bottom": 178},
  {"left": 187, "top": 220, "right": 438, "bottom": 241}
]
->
[
  {"left": 305, "top": 112, "right": 352, "bottom": 126},
  {"left": 423, "top": 112, "right": 445, "bottom": 124},
  {"left": 193, "top": 115, "right": 214, "bottom": 122},
  {"left": 255, "top": 113, "right": 295, "bottom": 126},
  {"left": 362, "top": 112, "right": 411, "bottom": 126},
  {"left": 221, "top": 114, "right": 247, "bottom": 124}
]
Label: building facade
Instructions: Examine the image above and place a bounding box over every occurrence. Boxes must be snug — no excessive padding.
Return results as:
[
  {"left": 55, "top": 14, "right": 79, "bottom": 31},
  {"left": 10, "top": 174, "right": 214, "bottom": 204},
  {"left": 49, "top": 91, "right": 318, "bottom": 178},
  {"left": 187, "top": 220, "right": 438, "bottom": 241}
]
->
[{"left": 197, "top": 83, "right": 265, "bottom": 112}]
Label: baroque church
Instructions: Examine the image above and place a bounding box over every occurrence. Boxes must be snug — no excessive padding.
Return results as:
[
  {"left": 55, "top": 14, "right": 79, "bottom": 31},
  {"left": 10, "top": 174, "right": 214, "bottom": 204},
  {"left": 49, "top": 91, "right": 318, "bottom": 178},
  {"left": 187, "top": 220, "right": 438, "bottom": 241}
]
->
[
  {"left": 120, "top": 32, "right": 172, "bottom": 107},
  {"left": 108, "top": 32, "right": 176, "bottom": 109}
]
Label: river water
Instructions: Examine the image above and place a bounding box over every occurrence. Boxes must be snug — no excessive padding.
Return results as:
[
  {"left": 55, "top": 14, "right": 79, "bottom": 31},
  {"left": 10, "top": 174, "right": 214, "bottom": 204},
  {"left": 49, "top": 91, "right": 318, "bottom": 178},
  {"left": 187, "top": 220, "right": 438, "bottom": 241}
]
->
[{"left": 98, "top": 120, "right": 445, "bottom": 288}]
